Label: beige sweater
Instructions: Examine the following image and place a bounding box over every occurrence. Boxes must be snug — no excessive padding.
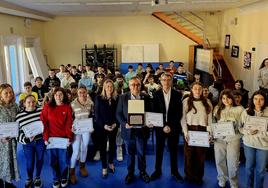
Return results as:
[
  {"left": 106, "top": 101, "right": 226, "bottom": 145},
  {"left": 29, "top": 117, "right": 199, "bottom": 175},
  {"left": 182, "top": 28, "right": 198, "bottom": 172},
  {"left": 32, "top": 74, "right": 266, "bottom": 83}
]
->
[
  {"left": 257, "top": 67, "right": 268, "bottom": 89},
  {"left": 181, "top": 97, "right": 212, "bottom": 136},
  {"left": 71, "top": 98, "right": 94, "bottom": 120},
  {"left": 213, "top": 105, "right": 244, "bottom": 141},
  {"left": 240, "top": 108, "right": 268, "bottom": 150}
]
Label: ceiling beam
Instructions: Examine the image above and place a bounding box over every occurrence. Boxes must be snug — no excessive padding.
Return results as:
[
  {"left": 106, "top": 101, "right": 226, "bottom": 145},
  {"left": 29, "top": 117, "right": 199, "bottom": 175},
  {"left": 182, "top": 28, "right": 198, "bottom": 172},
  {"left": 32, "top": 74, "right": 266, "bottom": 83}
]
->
[{"left": 0, "top": 1, "right": 53, "bottom": 21}]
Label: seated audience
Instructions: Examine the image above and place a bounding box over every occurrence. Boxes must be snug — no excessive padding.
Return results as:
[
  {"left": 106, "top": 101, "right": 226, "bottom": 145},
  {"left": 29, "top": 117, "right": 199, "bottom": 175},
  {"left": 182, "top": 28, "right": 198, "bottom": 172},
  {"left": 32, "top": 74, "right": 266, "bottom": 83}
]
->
[
  {"left": 61, "top": 71, "right": 76, "bottom": 89},
  {"left": 19, "top": 82, "right": 38, "bottom": 107},
  {"left": 234, "top": 80, "right": 249, "bottom": 108}
]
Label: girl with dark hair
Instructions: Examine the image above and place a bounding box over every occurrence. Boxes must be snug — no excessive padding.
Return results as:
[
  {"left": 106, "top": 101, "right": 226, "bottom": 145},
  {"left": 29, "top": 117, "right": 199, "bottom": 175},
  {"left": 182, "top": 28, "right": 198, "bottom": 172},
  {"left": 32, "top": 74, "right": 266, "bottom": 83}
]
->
[
  {"left": 94, "top": 79, "right": 118, "bottom": 178},
  {"left": 240, "top": 90, "right": 268, "bottom": 188},
  {"left": 181, "top": 82, "right": 212, "bottom": 185},
  {"left": 40, "top": 87, "right": 73, "bottom": 188},
  {"left": 234, "top": 80, "right": 249, "bottom": 108},
  {"left": 213, "top": 89, "right": 244, "bottom": 188},
  {"left": 258, "top": 58, "right": 268, "bottom": 93}
]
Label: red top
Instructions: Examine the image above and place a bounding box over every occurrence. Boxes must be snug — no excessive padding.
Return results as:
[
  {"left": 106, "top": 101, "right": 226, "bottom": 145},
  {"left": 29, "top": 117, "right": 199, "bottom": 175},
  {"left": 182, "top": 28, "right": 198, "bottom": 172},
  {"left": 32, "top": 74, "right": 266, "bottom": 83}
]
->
[
  {"left": 41, "top": 103, "right": 73, "bottom": 142},
  {"left": 165, "top": 66, "right": 177, "bottom": 76}
]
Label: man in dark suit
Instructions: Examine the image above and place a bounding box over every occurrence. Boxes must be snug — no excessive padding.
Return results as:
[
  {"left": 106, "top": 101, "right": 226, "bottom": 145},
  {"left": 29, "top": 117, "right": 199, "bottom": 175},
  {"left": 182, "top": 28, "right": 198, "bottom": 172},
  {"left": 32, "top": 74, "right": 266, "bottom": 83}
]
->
[
  {"left": 150, "top": 72, "right": 184, "bottom": 182},
  {"left": 116, "top": 77, "right": 151, "bottom": 184}
]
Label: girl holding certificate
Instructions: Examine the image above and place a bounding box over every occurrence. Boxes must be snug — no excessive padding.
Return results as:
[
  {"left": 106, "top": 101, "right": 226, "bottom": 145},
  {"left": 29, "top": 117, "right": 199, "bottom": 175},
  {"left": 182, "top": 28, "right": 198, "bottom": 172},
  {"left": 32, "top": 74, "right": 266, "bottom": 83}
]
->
[
  {"left": 240, "top": 90, "right": 268, "bottom": 188},
  {"left": 181, "top": 82, "right": 212, "bottom": 185},
  {"left": 16, "top": 95, "right": 45, "bottom": 188},
  {"left": 69, "top": 85, "right": 94, "bottom": 184},
  {"left": 94, "top": 79, "right": 118, "bottom": 178},
  {"left": 213, "top": 89, "right": 244, "bottom": 188},
  {"left": 0, "top": 84, "right": 20, "bottom": 188},
  {"left": 41, "top": 87, "right": 73, "bottom": 188}
]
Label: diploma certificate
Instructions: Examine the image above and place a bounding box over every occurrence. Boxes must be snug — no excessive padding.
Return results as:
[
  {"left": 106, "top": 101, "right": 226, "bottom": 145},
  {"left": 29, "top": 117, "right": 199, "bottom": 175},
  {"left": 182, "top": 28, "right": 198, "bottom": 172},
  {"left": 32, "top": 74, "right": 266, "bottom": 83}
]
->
[
  {"left": 188, "top": 131, "right": 210, "bottom": 147},
  {"left": 47, "top": 137, "right": 69, "bottom": 149},
  {"left": 0, "top": 122, "right": 19, "bottom": 138},
  {"left": 73, "top": 118, "right": 94, "bottom": 134},
  {"left": 22, "top": 121, "right": 44, "bottom": 138},
  {"left": 244, "top": 116, "right": 268, "bottom": 132},
  {"left": 212, "top": 122, "right": 235, "bottom": 138},
  {"left": 145, "top": 112, "right": 163, "bottom": 127}
]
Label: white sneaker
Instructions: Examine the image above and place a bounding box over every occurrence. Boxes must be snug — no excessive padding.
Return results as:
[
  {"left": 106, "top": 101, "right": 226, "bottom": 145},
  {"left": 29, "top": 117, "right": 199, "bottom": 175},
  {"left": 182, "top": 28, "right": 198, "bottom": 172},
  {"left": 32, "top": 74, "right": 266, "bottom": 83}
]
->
[
  {"left": 218, "top": 180, "right": 226, "bottom": 188},
  {"left": 52, "top": 181, "right": 60, "bottom": 188},
  {"left": 117, "top": 146, "right": 123, "bottom": 161},
  {"left": 94, "top": 151, "right": 100, "bottom": 161},
  {"left": 61, "top": 179, "right": 68, "bottom": 188},
  {"left": 34, "top": 178, "right": 42, "bottom": 188}
]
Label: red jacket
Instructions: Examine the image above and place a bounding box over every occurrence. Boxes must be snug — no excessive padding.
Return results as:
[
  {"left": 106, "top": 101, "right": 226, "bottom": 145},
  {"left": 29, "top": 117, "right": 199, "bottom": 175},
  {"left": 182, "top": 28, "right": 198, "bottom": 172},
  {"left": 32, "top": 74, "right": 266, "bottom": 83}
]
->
[{"left": 41, "top": 103, "right": 73, "bottom": 142}]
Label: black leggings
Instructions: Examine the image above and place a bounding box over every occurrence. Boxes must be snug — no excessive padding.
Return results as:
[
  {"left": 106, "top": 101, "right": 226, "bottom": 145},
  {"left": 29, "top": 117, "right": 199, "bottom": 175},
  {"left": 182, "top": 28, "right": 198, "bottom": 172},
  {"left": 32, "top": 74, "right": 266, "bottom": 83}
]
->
[{"left": 99, "top": 129, "right": 117, "bottom": 169}]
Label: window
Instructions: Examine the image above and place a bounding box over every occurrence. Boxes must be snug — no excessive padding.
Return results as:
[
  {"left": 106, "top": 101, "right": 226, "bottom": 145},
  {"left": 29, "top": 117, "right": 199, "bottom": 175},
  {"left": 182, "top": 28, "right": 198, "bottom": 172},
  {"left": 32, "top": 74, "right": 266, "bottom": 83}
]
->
[{"left": 3, "top": 36, "right": 25, "bottom": 95}]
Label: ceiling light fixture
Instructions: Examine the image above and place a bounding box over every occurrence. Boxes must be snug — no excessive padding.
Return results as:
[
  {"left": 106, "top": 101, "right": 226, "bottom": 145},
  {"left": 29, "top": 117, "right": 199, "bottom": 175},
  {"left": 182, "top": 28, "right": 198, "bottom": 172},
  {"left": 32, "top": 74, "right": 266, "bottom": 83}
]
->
[
  {"left": 85, "top": 2, "right": 133, "bottom": 6},
  {"left": 34, "top": 2, "right": 81, "bottom": 6},
  {"left": 150, "top": 0, "right": 185, "bottom": 6},
  {"left": 191, "top": 0, "right": 238, "bottom": 3}
]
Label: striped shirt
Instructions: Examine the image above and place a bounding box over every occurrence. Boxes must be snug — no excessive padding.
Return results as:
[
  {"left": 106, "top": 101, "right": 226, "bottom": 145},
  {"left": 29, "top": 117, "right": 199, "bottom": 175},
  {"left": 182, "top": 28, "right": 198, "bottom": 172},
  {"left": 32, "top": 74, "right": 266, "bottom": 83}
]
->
[
  {"left": 71, "top": 98, "right": 94, "bottom": 120},
  {"left": 173, "top": 72, "right": 188, "bottom": 82},
  {"left": 16, "top": 107, "right": 43, "bottom": 144}
]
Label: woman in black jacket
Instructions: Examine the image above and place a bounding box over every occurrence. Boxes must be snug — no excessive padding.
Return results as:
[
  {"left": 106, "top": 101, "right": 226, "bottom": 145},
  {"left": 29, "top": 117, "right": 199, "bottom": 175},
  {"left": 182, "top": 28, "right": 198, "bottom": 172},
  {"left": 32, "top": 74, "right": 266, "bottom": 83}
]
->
[{"left": 94, "top": 79, "right": 118, "bottom": 178}]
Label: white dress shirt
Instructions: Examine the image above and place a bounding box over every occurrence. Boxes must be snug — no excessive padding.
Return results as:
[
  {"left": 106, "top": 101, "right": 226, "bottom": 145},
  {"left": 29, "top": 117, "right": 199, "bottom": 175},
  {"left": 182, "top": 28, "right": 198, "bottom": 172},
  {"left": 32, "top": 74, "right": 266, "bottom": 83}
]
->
[{"left": 163, "top": 88, "right": 171, "bottom": 122}]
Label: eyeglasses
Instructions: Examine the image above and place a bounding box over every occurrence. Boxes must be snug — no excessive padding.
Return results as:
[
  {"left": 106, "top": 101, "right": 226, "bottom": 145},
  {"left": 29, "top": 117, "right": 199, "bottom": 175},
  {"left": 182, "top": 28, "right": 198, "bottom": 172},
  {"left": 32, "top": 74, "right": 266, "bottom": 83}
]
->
[
  {"left": 161, "top": 78, "right": 171, "bottom": 82},
  {"left": 129, "top": 83, "right": 141, "bottom": 87}
]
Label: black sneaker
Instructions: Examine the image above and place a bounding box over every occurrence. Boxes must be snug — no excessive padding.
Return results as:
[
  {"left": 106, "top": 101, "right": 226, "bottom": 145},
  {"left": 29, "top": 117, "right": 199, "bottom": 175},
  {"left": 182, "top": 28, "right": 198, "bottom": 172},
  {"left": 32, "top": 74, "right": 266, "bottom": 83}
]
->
[
  {"left": 150, "top": 171, "right": 162, "bottom": 181},
  {"left": 61, "top": 179, "right": 68, "bottom": 188},
  {"left": 171, "top": 172, "right": 184, "bottom": 183},
  {"left": 53, "top": 181, "right": 60, "bottom": 188},
  {"left": 34, "top": 178, "right": 42, "bottom": 188},
  {"left": 25, "top": 179, "right": 33, "bottom": 188},
  {"left": 125, "top": 173, "right": 135, "bottom": 185},
  {"left": 140, "top": 171, "right": 150, "bottom": 183}
]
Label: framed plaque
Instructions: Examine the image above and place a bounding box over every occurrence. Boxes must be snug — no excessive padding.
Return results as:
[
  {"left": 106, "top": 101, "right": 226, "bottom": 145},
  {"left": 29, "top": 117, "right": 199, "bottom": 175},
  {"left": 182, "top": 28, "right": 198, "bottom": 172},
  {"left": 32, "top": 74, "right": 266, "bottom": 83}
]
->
[
  {"left": 128, "top": 113, "right": 144, "bottom": 126},
  {"left": 128, "top": 100, "right": 145, "bottom": 127}
]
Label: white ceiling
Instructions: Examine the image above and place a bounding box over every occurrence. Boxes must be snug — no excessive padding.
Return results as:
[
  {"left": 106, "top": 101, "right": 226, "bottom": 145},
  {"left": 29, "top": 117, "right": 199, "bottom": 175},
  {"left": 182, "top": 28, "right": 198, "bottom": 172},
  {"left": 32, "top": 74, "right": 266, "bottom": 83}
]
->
[{"left": 1, "top": 0, "right": 262, "bottom": 16}]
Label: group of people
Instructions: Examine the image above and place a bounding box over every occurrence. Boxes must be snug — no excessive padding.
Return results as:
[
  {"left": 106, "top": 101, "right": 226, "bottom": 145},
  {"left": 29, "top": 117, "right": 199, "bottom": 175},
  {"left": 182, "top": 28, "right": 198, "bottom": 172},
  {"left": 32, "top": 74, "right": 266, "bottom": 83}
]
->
[{"left": 0, "top": 61, "right": 267, "bottom": 188}]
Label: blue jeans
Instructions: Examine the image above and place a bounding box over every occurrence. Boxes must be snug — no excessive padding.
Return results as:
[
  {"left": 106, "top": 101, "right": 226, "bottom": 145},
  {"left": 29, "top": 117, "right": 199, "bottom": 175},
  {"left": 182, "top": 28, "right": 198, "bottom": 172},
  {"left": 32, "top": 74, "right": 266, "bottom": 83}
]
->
[
  {"left": 22, "top": 139, "right": 46, "bottom": 180},
  {"left": 49, "top": 149, "right": 69, "bottom": 181},
  {"left": 244, "top": 145, "right": 268, "bottom": 188},
  {"left": 124, "top": 135, "right": 147, "bottom": 174}
]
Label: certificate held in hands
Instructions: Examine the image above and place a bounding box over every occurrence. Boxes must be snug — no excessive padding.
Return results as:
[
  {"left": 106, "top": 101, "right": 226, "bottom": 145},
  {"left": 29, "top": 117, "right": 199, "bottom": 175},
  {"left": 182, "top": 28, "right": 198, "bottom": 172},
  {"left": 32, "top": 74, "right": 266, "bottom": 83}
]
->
[
  {"left": 188, "top": 131, "right": 210, "bottom": 147},
  {"left": 128, "top": 100, "right": 145, "bottom": 127},
  {"left": 212, "top": 122, "right": 235, "bottom": 138},
  {"left": 47, "top": 137, "right": 69, "bottom": 149},
  {"left": 0, "top": 122, "right": 19, "bottom": 138},
  {"left": 73, "top": 118, "right": 94, "bottom": 134},
  {"left": 244, "top": 116, "right": 268, "bottom": 132},
  {"left": 22, "top": 121, "right": 44, "bottom": 138},
  {"left": 145, "top": 112, "right": 164, "bottom": 127}
]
